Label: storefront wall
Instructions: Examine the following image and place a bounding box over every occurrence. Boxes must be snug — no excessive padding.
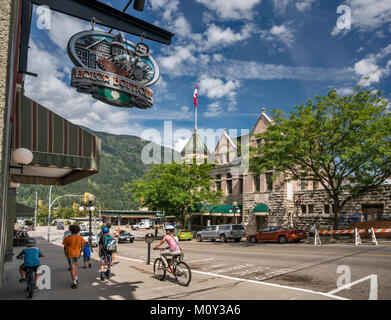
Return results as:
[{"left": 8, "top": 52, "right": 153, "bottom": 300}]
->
[{"left": 0, "top": 0, "right": 19, "bottom": 288}]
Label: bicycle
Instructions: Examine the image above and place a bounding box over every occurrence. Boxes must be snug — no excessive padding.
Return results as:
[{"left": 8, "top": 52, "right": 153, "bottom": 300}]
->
[
  {"left": 25, "top": 267, "right": 37, "bottom": 298},
  {"left": 153, "top": 248, "right": 192, "bottom": 286}
]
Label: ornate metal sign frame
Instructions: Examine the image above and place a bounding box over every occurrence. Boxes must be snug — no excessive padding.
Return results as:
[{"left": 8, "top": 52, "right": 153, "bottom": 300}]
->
[{"left": 67, "top": 30, "right": 160, "bottom": 109}]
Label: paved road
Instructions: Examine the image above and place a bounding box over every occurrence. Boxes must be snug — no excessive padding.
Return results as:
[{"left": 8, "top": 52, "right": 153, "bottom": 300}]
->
[
  {"left": 30, "top": 227, "right": 391, "bottom": 300},
  {"left": 114, "top": 234, "right": 391, "bottom": 300}
]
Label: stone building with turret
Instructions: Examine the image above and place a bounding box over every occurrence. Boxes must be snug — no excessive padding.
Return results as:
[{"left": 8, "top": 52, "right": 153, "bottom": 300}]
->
[{"left": 184, "top": 107, "right": 391, "bottom": 234}]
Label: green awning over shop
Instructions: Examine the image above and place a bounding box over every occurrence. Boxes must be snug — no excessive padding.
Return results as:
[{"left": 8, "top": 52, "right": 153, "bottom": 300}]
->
[
  {"left": 10, "top": 90, "right": 101, "bottom": 185},
  {"left": 212, "top": 204, "right": 242, "bottom": 214},
  {"left": 253, "top": 203, "right": 269, "bottom": 213},
  {"left": 191, "top": 203, "right": 242, "bottom": 215}
]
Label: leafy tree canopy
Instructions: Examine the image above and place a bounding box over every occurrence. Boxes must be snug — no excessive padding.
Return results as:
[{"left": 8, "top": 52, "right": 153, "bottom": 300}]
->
[
  {"left": 122, "top": 161, "right": 223, "bottom": 226},
  {"left": 250, "top": 88, "right": 391, "bottom": 228}
]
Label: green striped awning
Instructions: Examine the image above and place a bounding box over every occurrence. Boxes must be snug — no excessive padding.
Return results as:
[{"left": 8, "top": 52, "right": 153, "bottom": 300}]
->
[{"left": 10, "top": 90, "right": 101, "bottom": 185}]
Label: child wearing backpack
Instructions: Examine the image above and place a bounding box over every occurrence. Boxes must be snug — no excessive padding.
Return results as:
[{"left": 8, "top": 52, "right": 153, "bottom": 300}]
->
[
  {"left": 98, "top": 226, "right": 116, "bottom": 280},
  {"left": 82, "top": 241, "right": 91, "bottom": 269}
]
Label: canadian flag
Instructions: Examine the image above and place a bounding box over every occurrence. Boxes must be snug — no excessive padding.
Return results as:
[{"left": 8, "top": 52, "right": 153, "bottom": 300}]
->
[{"left": 193, "top": 84, "right": 197, "bottom": 108}]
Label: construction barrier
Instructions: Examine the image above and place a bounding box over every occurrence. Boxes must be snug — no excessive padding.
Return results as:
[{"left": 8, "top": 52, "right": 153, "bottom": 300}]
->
[{"left": 314, "top": 228, "right": 369, "bottom": 246}]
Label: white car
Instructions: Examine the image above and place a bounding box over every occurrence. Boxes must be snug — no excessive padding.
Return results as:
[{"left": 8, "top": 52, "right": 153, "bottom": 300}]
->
[{"left": 79, "top": 231, "right": 98, "bottom": 247}]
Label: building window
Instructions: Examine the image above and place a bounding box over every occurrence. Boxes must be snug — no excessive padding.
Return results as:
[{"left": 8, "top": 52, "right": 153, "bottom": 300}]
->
[
  {"left": 266, "top": 172, "right": 273, "bottom": 191},
  {"left": 254, "top": 175, "right": 260, "bottom": 192},
  {"left": 239, "top": 176, "right": 243, "bottom": 194},
  {"left": 227, "top": 180, "right": 232, "bottom": 194},
  {"left": 226, "top": 151, "right": 230, "bottom": 163},
  {"left": 301, "top": 205, "right": 307, "bottom": 214},
  {"left": 256, "top": 139, "right": 262, "bottom": 149},
  {"left": 216, "top": 175, "right": 221, "bottom": 191},
  {"left": 313, "top": 180, "right": 318, "bottom": 190},
  {"left": 301, "top": 180, "right": 307, "bottom": 190},
  {"left": 324, "top": 204, "right": 330, "bottom": 214},
  {"left": 308, "top": 204, "right": 314, "bottom": 214}
]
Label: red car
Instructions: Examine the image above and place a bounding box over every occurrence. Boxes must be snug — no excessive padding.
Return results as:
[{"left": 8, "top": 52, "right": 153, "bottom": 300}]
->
[{"left": 247, "top": 226, "right": 307, "bottom": 244}]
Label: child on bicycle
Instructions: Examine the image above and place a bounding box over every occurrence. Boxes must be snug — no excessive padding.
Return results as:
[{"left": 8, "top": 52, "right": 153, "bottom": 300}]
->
[
  {"left": 153, "top": 225, "right": 182, "bottom": 271},
  {"left": 17, "top": 238, "right": 45, "bottom": 289}
]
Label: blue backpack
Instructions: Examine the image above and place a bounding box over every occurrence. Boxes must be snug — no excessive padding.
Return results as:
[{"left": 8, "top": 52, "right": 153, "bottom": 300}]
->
[{"left": 102, "top": 235, "right": 116, "bottom": 252}]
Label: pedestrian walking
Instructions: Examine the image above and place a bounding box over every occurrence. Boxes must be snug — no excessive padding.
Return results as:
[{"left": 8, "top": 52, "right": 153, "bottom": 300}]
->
[
  {"left": 98, "top": 226, "right": 116, "bottom": 281},
  {"left": 82, "top": 241, "right": 91, "bottom": 269},
  {"left": 62, "top": 224, "right": 85, "bottom": 289}
]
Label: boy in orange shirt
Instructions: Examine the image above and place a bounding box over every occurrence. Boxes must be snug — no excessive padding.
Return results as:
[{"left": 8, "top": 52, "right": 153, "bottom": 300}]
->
[{"left": 62, "top": 224, "right": 85, "bottom": 289}]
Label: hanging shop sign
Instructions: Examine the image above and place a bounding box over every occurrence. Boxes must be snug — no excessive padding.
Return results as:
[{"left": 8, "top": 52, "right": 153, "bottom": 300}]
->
[{"left": 67, "top": 30, "right": 159, "bottom": 109}]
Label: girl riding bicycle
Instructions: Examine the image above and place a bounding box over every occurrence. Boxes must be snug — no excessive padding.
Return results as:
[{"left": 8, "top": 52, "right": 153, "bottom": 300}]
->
[{"left": 153, "top": 225, "right": 182, "bottom": 270}]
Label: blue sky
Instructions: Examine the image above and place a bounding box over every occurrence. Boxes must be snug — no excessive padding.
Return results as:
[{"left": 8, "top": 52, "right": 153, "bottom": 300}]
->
[{"left": 25, "top": 0, "right": 391, "bottom": 152}]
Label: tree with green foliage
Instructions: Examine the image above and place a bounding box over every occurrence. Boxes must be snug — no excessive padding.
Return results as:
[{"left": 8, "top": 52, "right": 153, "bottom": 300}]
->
[
  {"left": 250, "top": 89, "right": 391, "bottom": 229},
  {"left": 123, "top": 162, "right": 223, "bottom": 227}
]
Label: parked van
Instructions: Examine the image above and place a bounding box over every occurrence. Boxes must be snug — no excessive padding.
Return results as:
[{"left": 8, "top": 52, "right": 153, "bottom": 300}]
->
[{"left": 196, "top": 224, "right": 246, "bottom": 243}]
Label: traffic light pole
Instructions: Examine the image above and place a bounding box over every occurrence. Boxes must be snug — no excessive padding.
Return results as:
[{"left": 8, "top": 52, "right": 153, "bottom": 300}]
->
[{"left": 47, "top": 189, "right": 85, "bottom": 242}]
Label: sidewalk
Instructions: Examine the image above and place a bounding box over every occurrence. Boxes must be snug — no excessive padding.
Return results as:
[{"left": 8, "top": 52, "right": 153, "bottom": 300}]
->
[{"left": 0, "top": 235, "right": 339, "bottom": 300}]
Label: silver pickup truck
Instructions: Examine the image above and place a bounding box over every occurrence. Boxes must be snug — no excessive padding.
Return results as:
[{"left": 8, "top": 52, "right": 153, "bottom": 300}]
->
[{"left": 196, "top": 224, "right": 246, "bottom": 243}]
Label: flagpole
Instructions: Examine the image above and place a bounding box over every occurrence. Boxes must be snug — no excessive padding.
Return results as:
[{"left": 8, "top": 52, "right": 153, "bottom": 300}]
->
[{"left": 195, "top": 104, "right": 197, "bottom": 131}]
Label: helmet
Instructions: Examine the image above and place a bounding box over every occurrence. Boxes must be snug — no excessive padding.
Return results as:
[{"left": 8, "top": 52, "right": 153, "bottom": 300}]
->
[
  {"left": 26, "top": 238, "right": 37, "bottom": 247},
  {"left": 102, "top": 226, "right": 110, "bottom": 234},
  {"left": 164, "top": 225, "right": 175, "bottom": 231}
]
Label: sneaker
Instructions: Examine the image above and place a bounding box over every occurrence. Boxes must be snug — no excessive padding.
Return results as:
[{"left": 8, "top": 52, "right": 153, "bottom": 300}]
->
[
  {"left": 100, "top": 273, "right": 105, "bottom": 281},
  {"left": 105, "top": 270, "right": 110, "bottom": 279},
  {"left": 19, "top": 278, "right": 26, "bottom": 283},
  {"left": 71, "top": 283, "right": 78, "bottom": 289}
]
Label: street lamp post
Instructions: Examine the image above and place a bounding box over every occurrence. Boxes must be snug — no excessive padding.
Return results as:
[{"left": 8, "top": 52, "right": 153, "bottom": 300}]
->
[
  {"left": 231, "top": 201, "right": 241, "bottom": 224},
  {"left": 79, "top": 194, "right": 95, "bottom": 247}
]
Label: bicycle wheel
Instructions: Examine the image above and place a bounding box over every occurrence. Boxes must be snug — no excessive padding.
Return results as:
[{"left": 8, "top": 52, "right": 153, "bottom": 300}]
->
[
  {"left": 174, "top": 262, "right": 192, "bottom": 286},
  {"left": 26, "top": 271, "right": 34, "bottom": 298},
  {"left": 153, "top": 258, "right": 166, "bottom": 280}
]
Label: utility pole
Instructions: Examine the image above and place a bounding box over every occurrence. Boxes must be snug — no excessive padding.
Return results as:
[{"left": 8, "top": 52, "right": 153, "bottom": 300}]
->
[{"left": 34, "top": 191, "right": 37, "bottom": 229}]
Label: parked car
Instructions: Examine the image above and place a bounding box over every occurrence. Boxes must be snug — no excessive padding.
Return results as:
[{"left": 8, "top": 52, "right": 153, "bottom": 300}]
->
[
  {"left": 175, "top": 229, "right": 192, "bottom": 241},
  {"left": 247, "top": 226, "right": 307, "bottom": 244},
  {"left": 79, "top": 231, "right": 98, "bottom": 247},
  {"left": 118, "top": 230, "right": 135, "bottom": 243},
  {"left": 63, "top": 231, "right": 71, "bottom": 240},
  {"left": 196, "top": 224, "right": 246, "bottom": 243},
  {"left": 57, "top": 224, "right": 64, "bottom": 230}
]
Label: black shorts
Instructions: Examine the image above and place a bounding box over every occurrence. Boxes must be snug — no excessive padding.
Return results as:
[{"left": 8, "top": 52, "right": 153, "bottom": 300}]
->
[{"left": 20, "top": 264, "right": 39, "bottom": 273}]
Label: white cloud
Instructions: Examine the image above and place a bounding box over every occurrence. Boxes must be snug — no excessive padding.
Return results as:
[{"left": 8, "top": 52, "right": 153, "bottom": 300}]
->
[
  {"left": 259, "top": 24, "right": 295, "bottom": 48},
  {"left": 204, "top": 24, "right": 254, "bottom": 49},
  {"left": 272, "top": 0, "right": 293, "bottom": 12},
  {"left": 199, "top": 77, "right": 241, "bottom": 100},
  {"left": 195, "top": 0, "right": 262, "bottom": 20},
  {"left": 295, "top": 0, "right": 317, "bottom": 12},
  {"left": 332, "top": 0, "right": 391, "bottom": 36},
  {"left": 204, "top": 102, "right": 224, "bottom": 118},
  {"left": 157, "top": 44, "right": 197, "bottom": 75},
  {"left": 149, "top": 0, "right": 180, "bottom": 21},
  {"left": 337, "top": 88, "right": 355, "bottom": 96},
  {"left": 353, "top": 44, "right": 391, "bottom": 86}
]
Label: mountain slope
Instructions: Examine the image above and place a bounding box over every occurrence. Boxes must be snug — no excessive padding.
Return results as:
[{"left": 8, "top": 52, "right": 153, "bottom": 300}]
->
[{"left": 16, "top": 129, "right": 178, "bottom": 210}]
